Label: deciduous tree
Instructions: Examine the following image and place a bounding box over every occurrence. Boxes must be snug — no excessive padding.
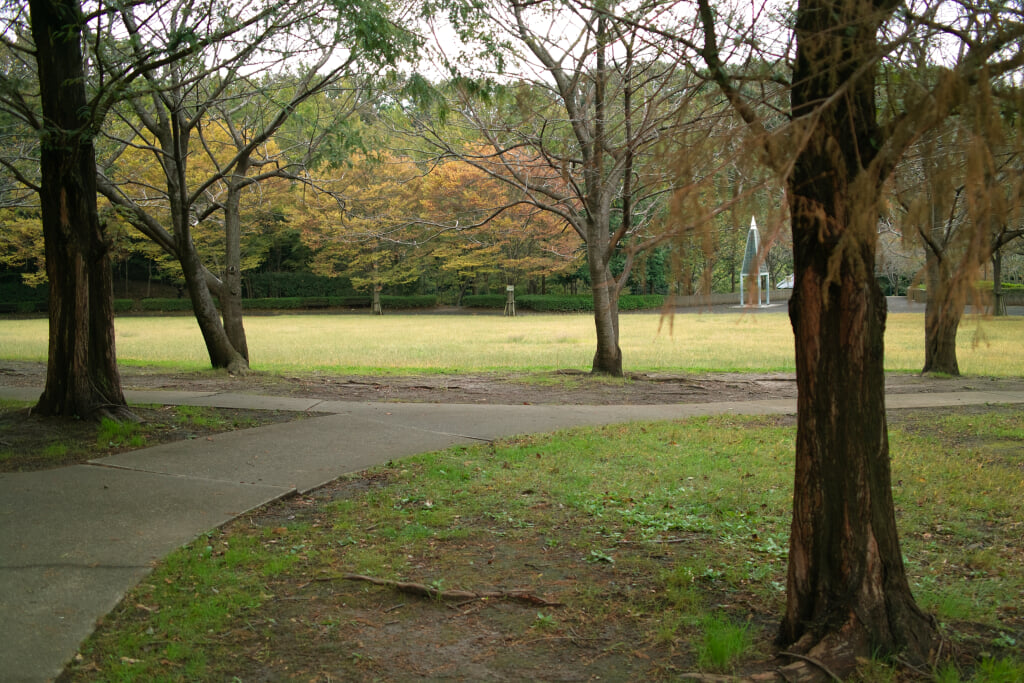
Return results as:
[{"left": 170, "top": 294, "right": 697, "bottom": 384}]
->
[
  {"left": 896, "top": 112, "right": 1024, "bottom": 373},
  {"left": 685, "top": 0, "right": 1024, "bottom": 672},
  {"left": 9, "top": 0, "right": 129, "bottom": 418},
  {"left": 409, "top": 0, "right": 715, "bottom": 374},
  {"left": 0, "top": 0, "right": 290, "bottom": 413},
  {"left": 96, "top": 0, "right": 416, "bottom": 370}
]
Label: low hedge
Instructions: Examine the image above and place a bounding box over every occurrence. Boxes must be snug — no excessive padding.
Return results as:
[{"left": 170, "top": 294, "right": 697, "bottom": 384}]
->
[
  {"left": 0, "top": 300, "right": 43, "bottom": 313},
  {"left": 519, "top": 295, "right": 594, "bottom": 312},
  {"left": 978, "top": 281, "right": 1024, "bottom": 291},
  {"left": 131, "top": 294, "right": 436, "bottom": 313},
  {"left": 0, "top": 300, "right": 130, "bottom": 314},
  {"left": 381, "top": 294, "right": 438, "bottom": 309},
  {"left": 244, "top": 296, "right": 375, "bottom": 309},
  {"left": 138, "top": 298, "right": 195, "bottom": 312},
  {"left": 618, "top": 294, "right": 666, "bottom": 310},
  {"left": 462, "top": 294, "right": 508, "bottom": 309},
  {"left": 243, "top": 297, "right": 305, "bottom": 310},
  {"left": 462, "top": 293, "right": 665, "bottom": 312},
  {"left": 329, "top": 295, "right": 372, "bottom": 307}
]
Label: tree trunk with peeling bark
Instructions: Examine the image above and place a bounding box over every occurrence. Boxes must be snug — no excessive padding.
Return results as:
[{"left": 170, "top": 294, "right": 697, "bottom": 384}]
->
[
  {"left": 30, "top": 0, "right": 130, "bottom": 420},
  {"left": 780, "top": 0, "right": 938, "bottom": 668}
]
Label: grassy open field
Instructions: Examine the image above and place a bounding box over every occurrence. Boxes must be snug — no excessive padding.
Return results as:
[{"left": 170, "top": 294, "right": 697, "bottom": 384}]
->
[{"left": 1, "top": 311, "right": 1022, "bottom": 375}]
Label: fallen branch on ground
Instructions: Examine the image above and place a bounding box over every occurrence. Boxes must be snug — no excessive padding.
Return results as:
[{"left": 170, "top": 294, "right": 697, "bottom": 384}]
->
[{"left": 340, "top": 573, "right": 562, "bottom": 607}]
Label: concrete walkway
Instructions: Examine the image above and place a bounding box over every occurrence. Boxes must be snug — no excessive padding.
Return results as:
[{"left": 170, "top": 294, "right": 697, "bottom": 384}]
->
[{"left": 2, "top": 388, "right": 1023, "bottom": 682}]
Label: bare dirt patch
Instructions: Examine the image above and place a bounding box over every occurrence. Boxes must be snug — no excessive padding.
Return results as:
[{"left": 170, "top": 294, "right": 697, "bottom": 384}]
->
[{"left": 4, "top": 360, "right": 1022, "bottom": 406}]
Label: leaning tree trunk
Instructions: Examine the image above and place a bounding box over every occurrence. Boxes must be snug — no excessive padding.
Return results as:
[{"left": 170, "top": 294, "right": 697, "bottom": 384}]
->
[
  {"left": 779, "top": 0, "right": 938, "bottom": 673},
  {"left": 922, "top": 251, "right": 962, "bottom": 375},
  {"left": 178, "top": 233, "right": 249, "bottom": 374},
  {"left": 30, "top": 0, "right": 130, "bottom": 420}
]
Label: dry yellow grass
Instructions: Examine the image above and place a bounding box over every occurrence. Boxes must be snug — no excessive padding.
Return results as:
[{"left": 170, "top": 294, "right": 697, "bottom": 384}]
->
[{"left": 0, "top": 311, "right": 1021, "bottom": 376}]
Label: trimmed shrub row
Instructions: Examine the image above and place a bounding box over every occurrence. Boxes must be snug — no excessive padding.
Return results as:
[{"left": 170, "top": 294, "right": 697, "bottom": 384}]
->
[
  {"left": 0, "top": 300, "right": 45, "bottom": 313},
  {"left": 0, "top": 299, "right": 135, "bottom": 314},
  {"left": 978, "top": 281, "right": 1024, "bottom": 291},
  {"left": 138, "top": 298, "right": 195, "bottom": 312},
  {"left": 462, "top": 293, "right": 666, "bottom": 312},
  {"left": 123, "top": 295, "right": 437, "bottom": 313},
  {"left": 382, "top": 295, "right": 438, "bottom": 309}
]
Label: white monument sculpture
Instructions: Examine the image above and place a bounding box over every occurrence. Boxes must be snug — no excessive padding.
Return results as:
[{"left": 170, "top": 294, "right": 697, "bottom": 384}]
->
[{"left": 740, "top": 217, "right": 770, "bottom": 307}]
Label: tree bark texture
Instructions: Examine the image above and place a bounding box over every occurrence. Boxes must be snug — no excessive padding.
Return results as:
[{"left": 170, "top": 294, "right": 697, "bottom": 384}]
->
[
  {"left": 781, "top": 0, "right": 937, "bottom": 669},
  {"left": 922, "top": 252, "right": 962, "bottom": 375},
  {"left": 30, "top": 0, "right": 129, "bottom": 419},
  {"left": 163, "top": 109, "right": 249, "bottom": 373},
  {"left": 221, "top": 178, "right": 250, "bottom": 361},
  {"left": 178, "top": 236, "right": 248, "bottom": 373},
  {"left": 991, "top": 248, "right": 1006, "bottom": 317},
  {"left": 586, "top": 212, "right": 623, "bottom": 376}
]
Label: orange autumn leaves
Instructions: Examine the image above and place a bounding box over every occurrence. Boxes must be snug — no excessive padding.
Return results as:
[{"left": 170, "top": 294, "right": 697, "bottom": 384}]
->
[{"left": 299, "top": 151, "right": 581, "bottom": 292}]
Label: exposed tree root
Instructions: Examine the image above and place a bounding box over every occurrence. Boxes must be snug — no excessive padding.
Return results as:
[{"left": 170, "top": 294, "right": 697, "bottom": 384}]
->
[
  {"left": 777, "top": 651, "right": 843, "bottom": 683},
  {"left": 226, "top": 359, "right": 250, "bottom": 377},
  {"left": 93, "top": 404, "right": 141, "bottom": 423},
  {"left": 340, "top": 573, "right": 562, "bottom": 607}
]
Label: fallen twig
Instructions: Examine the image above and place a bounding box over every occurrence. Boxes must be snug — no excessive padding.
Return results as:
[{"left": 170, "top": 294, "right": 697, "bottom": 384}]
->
[{"left": 340, "top": 573, "right": 562, "bottom": 607}]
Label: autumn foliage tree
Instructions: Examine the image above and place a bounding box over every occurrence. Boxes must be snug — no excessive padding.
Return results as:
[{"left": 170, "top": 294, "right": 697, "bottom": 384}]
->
[
  {"left": 0, "top": 0, "right": 302, "bottom": 413},
  {"left": 302, "top": 151, "right": 579, "bottom": 304},
  {"left": 95, "top": 0, "right": 416, "bottom": 371}
]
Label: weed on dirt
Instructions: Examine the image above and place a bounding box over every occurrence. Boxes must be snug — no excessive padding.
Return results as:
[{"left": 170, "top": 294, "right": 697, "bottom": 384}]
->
[{"left": 59, "top": 407, "right": 1023, "bottom": 682}]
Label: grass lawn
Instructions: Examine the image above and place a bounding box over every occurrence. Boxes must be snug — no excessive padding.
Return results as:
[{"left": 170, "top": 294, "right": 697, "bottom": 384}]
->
[
  {"left": 1, "top": 312, "right": 1022, "bottom": 375},
  {"left": 6, "top": 311, "right": 1021, "bottom": 680},
  {"left": 60, "top": 407, "right": 1024, "bottom": 682}
]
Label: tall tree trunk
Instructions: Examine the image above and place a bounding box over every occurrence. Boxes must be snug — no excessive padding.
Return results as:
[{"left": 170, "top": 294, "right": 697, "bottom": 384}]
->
[
  {"left": 922, "top": 251, "right": 962, "bottom": 375},
  {"left": 589, "top": 248, "right": 622, "bottom": 376},
  {"left": 585, "top": 15, "right": 622, "bottom": 377},
  {"left": 221, "top": 180, "right": 250, "bottom": 361},
  {"left": 30, "top": 0, "right": 130, "bottom": 420},
  {"left": 992, "top": 248, "right": 1006, "bottom": 317},
  {"left": 780, "top": 0, "right": 937, "bottom": 671}
]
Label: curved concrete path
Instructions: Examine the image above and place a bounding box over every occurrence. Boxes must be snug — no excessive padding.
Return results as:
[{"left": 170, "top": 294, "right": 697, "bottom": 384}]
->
[{"left": 2, "top": 387, "right": 1023, "bottom": 682}]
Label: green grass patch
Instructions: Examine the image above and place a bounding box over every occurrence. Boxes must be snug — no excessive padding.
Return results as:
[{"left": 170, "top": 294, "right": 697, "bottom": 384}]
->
[
  {"left": 3, "top": 312, "right": 1022, "bottom": 375},
  {"left": 63, "top": 408, "right": 1024, "bottom": 681},
  {"left": 96, "top": 417, "right": 146, "bottom": 449},
  {"left": 173, "top": 405, "right": 229, "bottom": 429},
  {"left": 697, "top": 613, "right": 754, "bottom": 672}
]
